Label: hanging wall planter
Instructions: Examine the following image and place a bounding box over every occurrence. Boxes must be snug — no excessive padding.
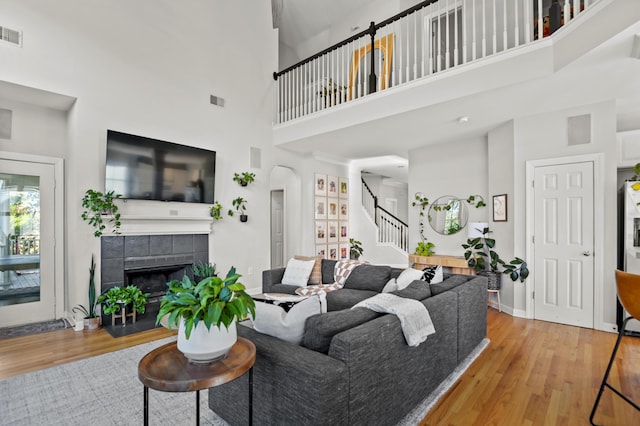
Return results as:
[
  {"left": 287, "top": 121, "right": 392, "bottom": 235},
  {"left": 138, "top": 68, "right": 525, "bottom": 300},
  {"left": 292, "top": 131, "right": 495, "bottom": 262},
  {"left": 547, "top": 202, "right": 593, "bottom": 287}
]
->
[
  {"left": 233, "top": 172, "right": 255, "bottom": 187},
  {"left": 228, "top": 197, "right": 248, "bottom": 222}
]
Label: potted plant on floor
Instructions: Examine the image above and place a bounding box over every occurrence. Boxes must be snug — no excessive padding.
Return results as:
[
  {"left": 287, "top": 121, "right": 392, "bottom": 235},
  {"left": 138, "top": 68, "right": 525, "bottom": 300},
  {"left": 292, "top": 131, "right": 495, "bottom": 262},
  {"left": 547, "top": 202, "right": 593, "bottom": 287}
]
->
[
  {"left": 72, "top": 255, "right": 101, "bottom": 332},
  {"left": 462, "top": 229, "right": 529, "bottom": 289},
  {"left": 98, "top": 285, "right": 148, "bottom": 325},
  {"left": 80, "top": 189, "right": 122, "bottom": 237},
  {"left": 156, "top": 266, "right": 255, "bottom": 363},
  {"left": 228, "top": 197, "right": 248, "bottom": 222}
]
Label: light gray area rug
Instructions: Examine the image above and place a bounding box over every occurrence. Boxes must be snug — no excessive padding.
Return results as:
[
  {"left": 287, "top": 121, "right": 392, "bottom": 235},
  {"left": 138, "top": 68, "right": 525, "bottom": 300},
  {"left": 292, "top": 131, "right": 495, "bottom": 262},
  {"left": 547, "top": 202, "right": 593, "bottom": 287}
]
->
[{"left": 0, "top": 336, "right": 489, "bottom": 425}]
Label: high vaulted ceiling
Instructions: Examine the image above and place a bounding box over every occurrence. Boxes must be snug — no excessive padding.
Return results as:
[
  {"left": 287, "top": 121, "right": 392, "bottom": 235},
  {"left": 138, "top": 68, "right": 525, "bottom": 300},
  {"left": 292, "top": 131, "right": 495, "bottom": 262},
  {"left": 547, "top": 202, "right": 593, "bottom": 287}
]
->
[{"left": 273, "top": 0, "right": 373, "bottom": 51}]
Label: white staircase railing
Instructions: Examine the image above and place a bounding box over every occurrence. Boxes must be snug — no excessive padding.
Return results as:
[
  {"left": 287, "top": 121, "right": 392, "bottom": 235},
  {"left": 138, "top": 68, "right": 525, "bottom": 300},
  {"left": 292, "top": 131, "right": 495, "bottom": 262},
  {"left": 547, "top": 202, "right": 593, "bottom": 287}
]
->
[
  {"left": 362, "top": 178, "right": 408, "bottom": 253},
  {"left": 274, "top": 0, "right": 596, "bottom": 124}
]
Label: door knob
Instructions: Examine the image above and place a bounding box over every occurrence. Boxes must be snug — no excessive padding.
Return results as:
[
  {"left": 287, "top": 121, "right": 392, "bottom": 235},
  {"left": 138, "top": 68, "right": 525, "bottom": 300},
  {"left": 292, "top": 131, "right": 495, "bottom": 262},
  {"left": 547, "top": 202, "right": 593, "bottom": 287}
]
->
[{"left": 583, "top": 251, "right": 591, "bottom": 257}]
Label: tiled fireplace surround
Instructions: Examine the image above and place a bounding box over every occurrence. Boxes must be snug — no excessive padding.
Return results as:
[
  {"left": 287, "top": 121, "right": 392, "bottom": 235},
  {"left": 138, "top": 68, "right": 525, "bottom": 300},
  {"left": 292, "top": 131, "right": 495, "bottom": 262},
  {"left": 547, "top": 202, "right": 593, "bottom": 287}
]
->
[{"left": 100, "top": 234, "right": 208, "bottom": 336}]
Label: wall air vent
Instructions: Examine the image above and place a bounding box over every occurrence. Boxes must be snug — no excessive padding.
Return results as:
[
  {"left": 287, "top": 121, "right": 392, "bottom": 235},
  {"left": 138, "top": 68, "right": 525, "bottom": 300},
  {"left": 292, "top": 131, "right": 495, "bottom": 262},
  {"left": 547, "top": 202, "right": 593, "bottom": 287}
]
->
[
  {"left": 210, "top": 95, "right": 225, "bottom": 107},
  {"left": 0, "top": 26, "right": 22, "bottom": 47}
]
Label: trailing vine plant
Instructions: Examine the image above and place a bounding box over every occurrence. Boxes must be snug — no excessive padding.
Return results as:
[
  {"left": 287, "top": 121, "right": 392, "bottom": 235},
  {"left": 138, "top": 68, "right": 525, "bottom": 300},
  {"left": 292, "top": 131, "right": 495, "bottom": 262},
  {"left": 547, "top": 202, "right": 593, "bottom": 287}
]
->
[{"left": 411, "top": 193, "right": 436, "bottom": 255}]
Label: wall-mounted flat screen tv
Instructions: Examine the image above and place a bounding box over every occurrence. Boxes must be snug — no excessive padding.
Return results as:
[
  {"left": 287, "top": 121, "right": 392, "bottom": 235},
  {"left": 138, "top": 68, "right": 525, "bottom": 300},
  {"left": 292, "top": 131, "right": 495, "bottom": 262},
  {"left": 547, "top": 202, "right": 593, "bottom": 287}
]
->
[{"left": 105, "top": 130, "right": 216, "bottom": 203}]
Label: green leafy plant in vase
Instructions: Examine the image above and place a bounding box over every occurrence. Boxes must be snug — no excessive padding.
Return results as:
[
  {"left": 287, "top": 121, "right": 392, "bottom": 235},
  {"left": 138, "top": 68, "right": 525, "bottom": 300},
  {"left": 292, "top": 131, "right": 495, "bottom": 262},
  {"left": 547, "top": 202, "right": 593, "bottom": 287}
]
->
[
  {"left": 349, "top": 238, "right": 364, "bottom": 260},
  {"left": 156, "top": 266, "right": 255, "bottom": 363},
  {"left": 81, "top": 189, "right": 122, "bottom": 237},
  {"left": 210, "top": 201, "right": 223, "bottom": 220},
  {"left": 98, "top": 285, "right": 149, "bottom": 325},
  {"left": 415, "top": 241, "right": 436, "bottom": 257},
  {"left": 228, "top": 197, "right": 248, "bottom": 222},
  {"left": 233, "top": 172, "right": 255, "bottom": 187}
]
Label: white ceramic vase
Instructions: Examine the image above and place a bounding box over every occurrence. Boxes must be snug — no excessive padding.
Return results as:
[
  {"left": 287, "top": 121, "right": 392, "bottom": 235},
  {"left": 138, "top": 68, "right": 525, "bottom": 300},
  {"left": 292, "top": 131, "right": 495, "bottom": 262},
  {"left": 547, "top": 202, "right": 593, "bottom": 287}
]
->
[{"left": 177, "top": 318, "right": 237, "bottom": 363}]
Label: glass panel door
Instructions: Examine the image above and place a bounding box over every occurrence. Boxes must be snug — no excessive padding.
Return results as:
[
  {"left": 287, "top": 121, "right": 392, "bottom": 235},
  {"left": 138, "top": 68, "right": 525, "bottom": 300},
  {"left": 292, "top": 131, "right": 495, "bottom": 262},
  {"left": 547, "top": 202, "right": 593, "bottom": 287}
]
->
[{"left": 0, "top": 159, "right": 54, "bottom": 327}]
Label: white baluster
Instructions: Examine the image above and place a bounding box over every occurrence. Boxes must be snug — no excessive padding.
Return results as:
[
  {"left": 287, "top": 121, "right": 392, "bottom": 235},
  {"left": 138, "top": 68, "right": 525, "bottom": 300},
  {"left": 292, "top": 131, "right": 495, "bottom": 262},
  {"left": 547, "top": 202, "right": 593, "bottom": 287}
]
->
[
  {"left": 405, "top": 16, "right": 410, "bottom": 82},
  {"left": 421, "top": 7, "right": 426, "bottom": 77},
  {"left": 482, "top": 0, "right": 487, "bottom": 58},
  {"left": 573, "top": 0, "right": 579, "bottom": 21},
  {"left": 445, "top": 0, "right": 450, "bottom": 70},
  {"left": 454, "top": 1, "right": 459, "bottom": 67},
  {"left": 471, "top": 0, "right": 477, "bottom": 60},
  {"left": 436, "top": 0, "right": 442, "bottom": 72},
  {"left": 564, "top": 0, "right": 571, "bottom": 26},
  {"left": 514, "top": 0, "right": 520, "bottom": 46},
  {"left": 426, "top": 5, "right": 433, "bottom": 75},
  {"left": 414, "top": 13, "right": 418, "bottom": 82},
  {"left": 537, "top": 0, "right": 543, "bottom": 40},
  {"left": 492, "top": 0, "right": 497, "bottom": 54},
  {"left": 503, "top": 0, "right": 508, "bottom": 51}
]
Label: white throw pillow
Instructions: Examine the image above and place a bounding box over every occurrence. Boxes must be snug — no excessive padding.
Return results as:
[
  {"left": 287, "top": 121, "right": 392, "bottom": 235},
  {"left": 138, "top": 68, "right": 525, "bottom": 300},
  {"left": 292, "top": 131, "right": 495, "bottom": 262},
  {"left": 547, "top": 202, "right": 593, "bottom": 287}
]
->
[
  {"left": 382, "top": 278, "right": 399, "bottom": 293},
  {"left": 396, "top": 268, "right": 426, "bottom": 290},
  {"left": 251, "top": 296, "right": 322, "bottom": 344},
  {"left": 422, "top": 265, "right": 443, "bottom": 284},
  {"left": 281, "top": 258, "right": 316, "bottom": 287}
]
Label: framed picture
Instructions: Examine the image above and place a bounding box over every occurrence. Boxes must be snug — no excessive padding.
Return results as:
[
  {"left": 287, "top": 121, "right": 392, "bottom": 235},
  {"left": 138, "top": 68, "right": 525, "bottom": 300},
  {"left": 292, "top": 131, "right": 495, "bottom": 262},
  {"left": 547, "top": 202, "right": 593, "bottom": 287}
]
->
[
  {"left": 349, "top": 33, "right": 394, "bottom": 100},
  {"left": 493, "top": 194, "right": 508, "bottom": 222},
  {"left": 339, "top": 244, "right": 349, "bottom": 260},
  {"left": 339, "top": 200, "right": 349, "bottom": 219},
  {"left": 327, "top": 175, "right": 339, "bottom": 197},
  {"left": 328, "top": 199, "right": 339, "bottom": 220},
  {"left": 315, "top": 173, "right": 327, "bottom": 196},
  {"left": 339, "top": 178, "right": 349, "bottom": 198},
  {"left": 316, "top": 244, "right": 327, "bottom": 259},
  {"left": 315, "top": 196, "right": 327, "bottom": 220},
  {"left": 327, "top": 220, "right": 339, "bottom": 243},
  {"left": 339, "top": 222, "right": 349, "bottom": 242},
  {"left": 315, "top": 221, "right": 327, "bottom": 244},
  {"left": 328, "top": 244, "right": 339, "bottom": 260}
]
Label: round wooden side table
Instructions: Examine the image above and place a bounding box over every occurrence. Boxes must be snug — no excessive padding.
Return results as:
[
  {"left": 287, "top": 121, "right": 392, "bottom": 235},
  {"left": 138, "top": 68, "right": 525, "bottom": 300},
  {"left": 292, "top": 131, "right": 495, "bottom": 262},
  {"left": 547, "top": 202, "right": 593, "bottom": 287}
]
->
[{"left": 138, "top": 337, "right": 256, "bottom": 426}]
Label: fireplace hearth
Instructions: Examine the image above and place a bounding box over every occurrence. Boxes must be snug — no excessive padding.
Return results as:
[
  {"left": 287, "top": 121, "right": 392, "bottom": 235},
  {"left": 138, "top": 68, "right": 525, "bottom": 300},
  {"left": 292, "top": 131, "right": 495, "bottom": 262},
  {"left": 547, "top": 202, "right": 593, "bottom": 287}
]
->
[{"left": 100, "top": 234, "right": 208, "bottom": 337}]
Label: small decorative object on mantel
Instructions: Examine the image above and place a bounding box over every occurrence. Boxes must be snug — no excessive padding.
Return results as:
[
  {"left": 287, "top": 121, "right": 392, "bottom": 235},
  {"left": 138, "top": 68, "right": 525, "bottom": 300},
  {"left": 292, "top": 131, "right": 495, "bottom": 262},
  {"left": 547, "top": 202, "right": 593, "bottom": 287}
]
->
[
  {"left": 228, "top": 197, "right": 248, "bottom": 222},
  {"left": 210, "top": 201, "right": 223, "bottom": 220},
  {"left": 80, "top": 189, "right": 122, "bottom": 237},
  {"left": 233, "top": 171, "right": 255, "bottom": 187},
  {"left": 156, "top": 266, "right": 255, "bottom": 363}
]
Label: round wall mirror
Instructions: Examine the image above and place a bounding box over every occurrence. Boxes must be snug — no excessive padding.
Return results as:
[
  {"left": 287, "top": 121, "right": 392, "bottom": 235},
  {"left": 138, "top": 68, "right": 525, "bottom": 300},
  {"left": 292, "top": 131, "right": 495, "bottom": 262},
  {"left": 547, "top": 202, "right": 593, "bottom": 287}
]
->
[{"left": 428, "top": 196, "right": 468, "bottom": 235}]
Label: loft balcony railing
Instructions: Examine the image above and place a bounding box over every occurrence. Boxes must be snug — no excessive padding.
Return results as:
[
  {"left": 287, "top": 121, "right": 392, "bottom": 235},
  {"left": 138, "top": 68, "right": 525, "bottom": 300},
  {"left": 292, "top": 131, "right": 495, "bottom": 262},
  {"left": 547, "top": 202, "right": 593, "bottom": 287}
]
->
[
  {"left": 362, "top": 178, "right": 409, "bottom": 253},
  {"left": 273, "top": 0, "right": 595, "bottom": 124}
]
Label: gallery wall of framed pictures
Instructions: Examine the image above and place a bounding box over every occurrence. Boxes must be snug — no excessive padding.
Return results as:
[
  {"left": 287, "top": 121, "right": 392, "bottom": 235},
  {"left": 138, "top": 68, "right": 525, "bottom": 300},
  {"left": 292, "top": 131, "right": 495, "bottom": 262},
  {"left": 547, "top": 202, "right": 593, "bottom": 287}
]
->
[{"left": 315, "top": 173, "right": 349, "bottom": 260}]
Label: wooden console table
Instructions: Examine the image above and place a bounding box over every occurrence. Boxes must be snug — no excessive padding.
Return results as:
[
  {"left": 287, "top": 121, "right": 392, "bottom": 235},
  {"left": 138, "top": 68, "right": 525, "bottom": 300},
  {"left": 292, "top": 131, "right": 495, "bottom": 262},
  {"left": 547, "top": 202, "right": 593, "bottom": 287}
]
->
[
  {"left": 138, "top": 337, "right": 256, "bottom": 426},
  {"left": 409, "top": 254, "right": 475, "bottom": 275}
]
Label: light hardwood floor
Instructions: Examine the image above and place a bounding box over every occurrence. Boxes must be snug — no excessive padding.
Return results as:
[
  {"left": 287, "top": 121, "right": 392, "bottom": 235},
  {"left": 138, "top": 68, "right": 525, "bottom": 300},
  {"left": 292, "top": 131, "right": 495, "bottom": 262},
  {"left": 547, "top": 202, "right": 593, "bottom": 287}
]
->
[{"left": 1, "top": 310, "right": 639, "bottom": 425}]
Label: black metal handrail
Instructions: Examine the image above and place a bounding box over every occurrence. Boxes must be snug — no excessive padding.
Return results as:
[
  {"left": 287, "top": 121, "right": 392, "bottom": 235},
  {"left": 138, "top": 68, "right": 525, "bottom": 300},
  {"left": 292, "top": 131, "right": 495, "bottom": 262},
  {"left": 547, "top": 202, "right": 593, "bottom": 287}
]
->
[{"left": 273, "top": 0, "right": 440, "bottom": 92}]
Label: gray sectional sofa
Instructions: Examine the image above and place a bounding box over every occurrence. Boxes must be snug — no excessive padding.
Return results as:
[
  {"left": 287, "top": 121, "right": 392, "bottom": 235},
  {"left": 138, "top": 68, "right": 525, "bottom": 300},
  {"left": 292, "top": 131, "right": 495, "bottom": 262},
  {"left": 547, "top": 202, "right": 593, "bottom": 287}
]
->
[{"left": 208, "top": 259, "right": 488, "bottom": 425}]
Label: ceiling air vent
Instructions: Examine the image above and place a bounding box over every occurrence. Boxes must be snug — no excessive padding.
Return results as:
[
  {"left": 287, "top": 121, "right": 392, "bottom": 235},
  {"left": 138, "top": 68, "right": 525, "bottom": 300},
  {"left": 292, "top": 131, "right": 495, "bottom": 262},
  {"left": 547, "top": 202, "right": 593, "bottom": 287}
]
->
[{"left": 0, "top": 26, "right": 22, "bottom": 47}]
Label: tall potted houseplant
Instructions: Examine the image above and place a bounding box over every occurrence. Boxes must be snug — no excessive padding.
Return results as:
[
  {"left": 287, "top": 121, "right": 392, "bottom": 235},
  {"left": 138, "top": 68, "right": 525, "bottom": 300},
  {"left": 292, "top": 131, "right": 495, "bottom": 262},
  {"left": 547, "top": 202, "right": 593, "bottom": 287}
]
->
[
  {"left": 156, "top": 266, "right": 255, "bottom": 363},
  {"left": 72, "top": 255, "right": 101, "bottom": 332},
  {"left": 462, "top": 230, "right": 529, "bottom": 289}
]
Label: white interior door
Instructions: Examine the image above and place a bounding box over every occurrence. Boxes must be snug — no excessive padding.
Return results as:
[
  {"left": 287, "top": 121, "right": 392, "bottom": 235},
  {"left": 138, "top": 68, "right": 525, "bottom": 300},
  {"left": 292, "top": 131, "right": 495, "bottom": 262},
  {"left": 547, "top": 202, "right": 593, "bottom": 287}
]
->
[
  {"left": 271, "top": 190, "right": 284, "bottom": 268},
  {"left": 534, "top": 161, "right": 594, "bottom": 328},
  {"left": 0, "top": 159, "right": 55, "bottom": 327}
]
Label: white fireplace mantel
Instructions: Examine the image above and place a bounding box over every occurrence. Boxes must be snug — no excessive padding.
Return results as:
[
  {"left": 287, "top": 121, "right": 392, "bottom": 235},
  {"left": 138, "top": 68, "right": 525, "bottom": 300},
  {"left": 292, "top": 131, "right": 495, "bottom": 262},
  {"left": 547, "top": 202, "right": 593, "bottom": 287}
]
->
[{"left": 109, "top": 215, "right": 213, "bottom": 236}]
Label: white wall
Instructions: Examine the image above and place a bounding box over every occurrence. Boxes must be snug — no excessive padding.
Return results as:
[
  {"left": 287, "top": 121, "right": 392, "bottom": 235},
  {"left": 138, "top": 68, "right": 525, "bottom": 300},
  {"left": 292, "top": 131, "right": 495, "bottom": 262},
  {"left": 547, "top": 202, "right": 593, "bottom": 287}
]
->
[
  {"left": 0, "top": 0, "right": 289, "bottom": 318},
  {"left": 408, "top": 137, "right": 489, "bottom": 256},
  {"left": 511, "top": 100, "right": 618, "bottom": 328},
  {"left": 487, "top": 120, "right": 516, "bottom": 313}
]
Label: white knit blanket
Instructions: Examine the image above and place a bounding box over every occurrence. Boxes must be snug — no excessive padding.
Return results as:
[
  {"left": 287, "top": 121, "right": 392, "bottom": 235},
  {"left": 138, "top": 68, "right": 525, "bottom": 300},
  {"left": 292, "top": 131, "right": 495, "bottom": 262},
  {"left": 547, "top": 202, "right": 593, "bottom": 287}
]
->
[{"left": 353, "top": 293, "right": 435, "bottom": 347}]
